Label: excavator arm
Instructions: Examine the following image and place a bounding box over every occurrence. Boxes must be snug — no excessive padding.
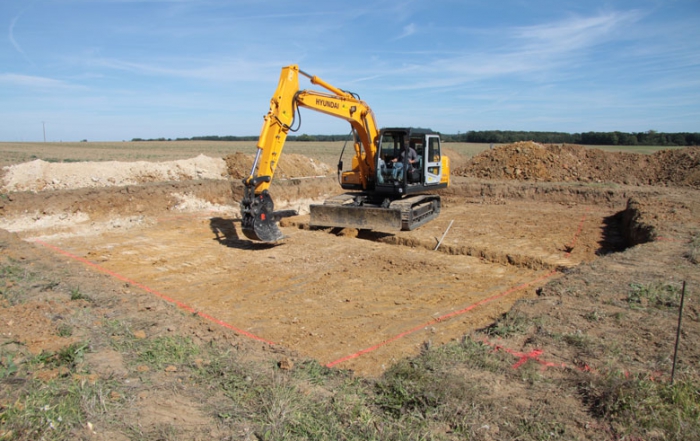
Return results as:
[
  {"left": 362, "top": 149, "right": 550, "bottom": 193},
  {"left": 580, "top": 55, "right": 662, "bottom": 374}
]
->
[{"left": 241, "top": 65, "right": 381, "bottom": 242}]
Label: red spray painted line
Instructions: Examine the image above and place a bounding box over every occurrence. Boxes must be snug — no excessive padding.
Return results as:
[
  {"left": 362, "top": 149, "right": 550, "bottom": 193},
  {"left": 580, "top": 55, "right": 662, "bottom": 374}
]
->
[
  {"left": 480, "top": 339, "right": 566, "bottom": 370},
  {"left": 485, "top": 338, "right": 671, "bottom": 382},
  {"left": 655, "top": 236, "right": 682, "bottom": 242},
  {"left": 326, "top": 210, "right": 595, "bottom": 368},
  {"left": 326, "top": 271, "right": 557, "bottom": 368},
  {"left": 32, "top": 240, "right": 275, "bottom": 345}
]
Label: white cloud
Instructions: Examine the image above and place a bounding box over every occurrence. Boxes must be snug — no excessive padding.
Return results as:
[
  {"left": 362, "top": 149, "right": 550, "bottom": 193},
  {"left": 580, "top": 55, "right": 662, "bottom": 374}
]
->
[
  {"left": 383, "top": 10, "right": 651, "bottom": 91},
  {"left": 394, "top": 23, "right": 417, "bottom": 40},
  {"left": 85, "top": 57, "right": 276, "bottom": 82},
  {"left": 0, "top": 73, "right": 73, "bottom": 89},
  {"left": 9, "top": 13, "right": 32, "bottom": 64},
  {"left": 514, "top": 10, "right": 645, "bottom": 54}
]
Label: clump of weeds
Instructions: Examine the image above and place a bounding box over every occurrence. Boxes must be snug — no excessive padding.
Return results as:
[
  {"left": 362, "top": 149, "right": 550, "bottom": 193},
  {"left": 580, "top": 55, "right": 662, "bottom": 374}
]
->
[
  {"left": 69, "top": 287, "right": 91, "bottom": 301},
  {"left": 1, "top": 342, "right": 121, "bottom": 441},
  {"left": 686, "top": 232, "right": 699, "bottom": 264},
  {"left": 627, "top": 281, "right": 681, "bottom": 309},
  {"left": 484, "top": 310, "right": 530, "bottom": 337},
  {"left": 579, "top": 370, "right": 700, "bottom": 440}
]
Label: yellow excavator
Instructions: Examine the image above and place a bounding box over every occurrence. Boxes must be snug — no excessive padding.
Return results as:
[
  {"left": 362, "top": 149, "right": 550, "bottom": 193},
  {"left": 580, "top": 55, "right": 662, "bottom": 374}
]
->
[{"left": 241, "top": 64, "right": 450, "bottom": 242}]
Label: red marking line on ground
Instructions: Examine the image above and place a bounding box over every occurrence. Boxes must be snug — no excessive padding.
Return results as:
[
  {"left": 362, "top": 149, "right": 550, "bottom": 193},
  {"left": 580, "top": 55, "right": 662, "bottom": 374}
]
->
[
  {"left": 328, "top": 207, "right": 594, "bottom": 369},
  {"left": 480, "top": 337, "right": 633, "bottom": 375},
  {"left": 480, "top": 339, "right": 566, "bottom": 370},
  {"left": 32, "top": 239, "right": 275, "bottom": 345},
  {"left": 478, "top": 209, "right": 589, "bottom": 371},
  {"left": 655, "top": 236, "right": 682, "bottom": 242},
  {"left": 325, "top": 271, "right": 557, "bottom": 368}
]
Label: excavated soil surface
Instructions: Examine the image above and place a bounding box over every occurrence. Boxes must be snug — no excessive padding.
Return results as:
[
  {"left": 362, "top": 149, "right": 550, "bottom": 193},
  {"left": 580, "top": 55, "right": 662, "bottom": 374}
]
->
[{"left": 1, "top": 143, "right": 698, "bottom": 377}]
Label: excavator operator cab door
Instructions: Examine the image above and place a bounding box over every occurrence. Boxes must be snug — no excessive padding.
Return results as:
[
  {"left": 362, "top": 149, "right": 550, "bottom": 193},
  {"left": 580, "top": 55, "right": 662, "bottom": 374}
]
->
[
  {"left": 423, "top": 134, "right": 443, "bottom": 185},
  {"left": 375, "top": 131, "right": 403, "bottom": 186}
]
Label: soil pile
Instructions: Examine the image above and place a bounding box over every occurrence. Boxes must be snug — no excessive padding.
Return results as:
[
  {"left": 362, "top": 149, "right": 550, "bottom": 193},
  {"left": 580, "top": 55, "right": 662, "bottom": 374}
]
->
[
  {"left": 1, "top": 154, "right": 227, "bottom": 193},
  {"left": 1, "top": 153, "right": 333, "bottom": 193},
  {"left": 224, "top": 152, "right": 331, "bottom": 180},
  {"left": 457, "top": 142, "right": 699, "bottom": 187}
]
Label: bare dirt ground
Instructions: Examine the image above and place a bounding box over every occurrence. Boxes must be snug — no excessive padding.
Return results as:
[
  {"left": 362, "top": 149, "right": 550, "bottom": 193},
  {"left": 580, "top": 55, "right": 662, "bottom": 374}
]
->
[{"left": 1, "top": 141, "right": 698, "bottom": 439}]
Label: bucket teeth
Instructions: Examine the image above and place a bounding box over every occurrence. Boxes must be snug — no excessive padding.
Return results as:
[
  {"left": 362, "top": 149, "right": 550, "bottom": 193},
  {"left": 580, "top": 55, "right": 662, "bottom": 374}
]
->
[{"left": 242, "top": 217, "right": 285, "bottom": 242}]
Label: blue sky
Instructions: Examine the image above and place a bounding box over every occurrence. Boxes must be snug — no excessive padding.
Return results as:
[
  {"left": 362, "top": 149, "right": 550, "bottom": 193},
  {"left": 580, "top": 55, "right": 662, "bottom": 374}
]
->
[{"left": 2, "top": 0, "right": 699, "bottom": 142}]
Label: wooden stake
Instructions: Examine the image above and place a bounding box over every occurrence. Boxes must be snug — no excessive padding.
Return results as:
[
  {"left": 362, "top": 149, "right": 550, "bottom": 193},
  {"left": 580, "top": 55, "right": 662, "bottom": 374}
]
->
[
  {"left": 671, "top": 281, "right": 687, "bottom": 384},
  {"left": 434, "top": 220, "right": 454, "bottom": 251}
]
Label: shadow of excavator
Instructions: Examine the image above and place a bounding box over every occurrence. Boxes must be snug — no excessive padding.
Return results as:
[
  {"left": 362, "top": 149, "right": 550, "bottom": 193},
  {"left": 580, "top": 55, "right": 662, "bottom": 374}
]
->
[{"left": 209, "top": 217, "right": 278, "bottom": 250}]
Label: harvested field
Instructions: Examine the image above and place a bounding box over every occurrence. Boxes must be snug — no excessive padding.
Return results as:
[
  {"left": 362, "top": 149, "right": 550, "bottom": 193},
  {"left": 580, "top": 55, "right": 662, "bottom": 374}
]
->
[{"left": 1, "top": 141, "right": 698, "bottom": 439}]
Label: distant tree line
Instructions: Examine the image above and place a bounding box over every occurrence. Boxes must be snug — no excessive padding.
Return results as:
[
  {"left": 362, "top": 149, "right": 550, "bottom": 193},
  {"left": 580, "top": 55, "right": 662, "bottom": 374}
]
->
[
  {"left": 131, "top": 130, "right": 699, "bottom": 146},
  {"left": 441, "top": 130, "right": 700, "bottom": 146}
]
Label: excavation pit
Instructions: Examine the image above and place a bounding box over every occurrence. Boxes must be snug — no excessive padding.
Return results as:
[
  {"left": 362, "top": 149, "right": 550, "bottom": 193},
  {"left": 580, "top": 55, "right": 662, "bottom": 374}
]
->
[
  {"left": 8, "top": 187, "right": 618, "bottom": 376},
  {"left": 3, "top": 142, "right": 693, "bottom": 376}
]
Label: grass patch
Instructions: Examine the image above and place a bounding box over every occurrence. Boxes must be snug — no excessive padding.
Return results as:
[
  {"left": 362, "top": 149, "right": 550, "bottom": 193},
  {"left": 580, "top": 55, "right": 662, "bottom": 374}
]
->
[
  {"left": 1, "top": 340, "right": 120, "bottom": 441},
  {"left": 1, "top": 380, "right": 87, "bottom": 439},
  {"left": 290, "top": 358, "right": 346, "bottom": 385},
  {"left": 30, "top": 342, "right": 89, "bottom": 371},
  {"left": 136, "top": 336, "right": 198, "bottom": 369},
  {"left": 69, "top": 288, "right": 91, "bottom": 301},
  {"left": 562, "top": 332, "right": 594, "bottom": 352},
  {"left": 0, "top": 259, "right": 34, "bottom": 305},
  {"left": 192, "top": 338, "right": 515, "bottom": 440},
  {"left": 103, "top": 318, "right": 131, "bottom": 337},
  {"left": 584, "top": 309, "right": 606, "bottom": 322},
  {"left": 627, "top": 281, "right": 681, "bottom": 309},
  {"left": 108, "top": 324, "right": 201, "bottom": 370},
  {"left": 55, "top": 323, "right": 73, "bottom": 337},
  {"left": 376, "top": 357, "right": 479, "bottom": 421},
  {"left": 0, "top": 353, "right": 19, "bottom": 379},
  {"left": 687, "top": 232, "right": 700, "bottom": 264},
  {"left": 580, "top": 372, "right": 700, "bottom": 440},
  {"left": 0, "top": 377, "right": 120, "bottom": 441},
  {"left": 484, "top": 310, "right": 530, "bottom": 337},
  {"left": 196, "top": 350, "right": 378, "bottom": 440}
]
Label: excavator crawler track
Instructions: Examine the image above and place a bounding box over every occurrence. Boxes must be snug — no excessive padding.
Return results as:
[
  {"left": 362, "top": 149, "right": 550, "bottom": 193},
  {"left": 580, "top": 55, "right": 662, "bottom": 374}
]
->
[
  {"left": 390, "top": 194, "right": 441, "bottom": 231},
  {"left": 309, "top": 194, "right": 440, "bottom": 232}
]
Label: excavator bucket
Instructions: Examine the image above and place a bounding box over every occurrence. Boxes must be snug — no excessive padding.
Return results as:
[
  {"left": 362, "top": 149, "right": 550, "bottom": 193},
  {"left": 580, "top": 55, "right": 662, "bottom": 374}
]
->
[
  {"left": 240, "top": 190, "right": 296, "bottom": 243},
  {"left": 309, "top": 204, "right": 403, "bottom": 231},
  {"left": 241, "top": 211, "right": 284, "bottom": 242}
]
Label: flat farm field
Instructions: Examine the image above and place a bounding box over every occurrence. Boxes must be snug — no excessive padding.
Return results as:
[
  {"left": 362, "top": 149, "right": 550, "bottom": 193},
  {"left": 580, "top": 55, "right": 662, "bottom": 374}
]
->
[{"left": 0, "top": 140, "right": 698, "bottom": 440}]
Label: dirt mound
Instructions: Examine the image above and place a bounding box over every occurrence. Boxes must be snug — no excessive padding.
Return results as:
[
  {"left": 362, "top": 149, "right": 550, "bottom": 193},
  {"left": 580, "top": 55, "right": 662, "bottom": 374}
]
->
[
  {"left": 1, "top": 154, "right": 228, "bottom": 193},
  {"left": 224, "top": 152, "right": 331, "bottom": 180},
  {"left": 653, "top": 147, "right": 700, "bottom": 186},
  {"left": 0, "top": 152, "right": 334, "bottom": 194},
  {"left": 457, "top": 142, "right": 699, "bottom": 187}
]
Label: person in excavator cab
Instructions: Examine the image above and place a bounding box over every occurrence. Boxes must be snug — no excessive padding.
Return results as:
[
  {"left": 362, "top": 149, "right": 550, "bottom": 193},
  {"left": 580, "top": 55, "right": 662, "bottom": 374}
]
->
[
  {"left": 391, "top": 141, "right": 418, "bottom": 181},
  {"left": 377, "top": 153, "right": 389, "bottom": 184}
]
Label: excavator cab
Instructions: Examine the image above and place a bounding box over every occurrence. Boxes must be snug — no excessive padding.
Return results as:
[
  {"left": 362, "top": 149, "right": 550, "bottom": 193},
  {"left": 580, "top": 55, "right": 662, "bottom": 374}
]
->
[
  {"left": 374, "top": 128, "right": 446, "bottom": 193},
  {"left": 309, "top": 127, "right": 449, "bottom": 235}
]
